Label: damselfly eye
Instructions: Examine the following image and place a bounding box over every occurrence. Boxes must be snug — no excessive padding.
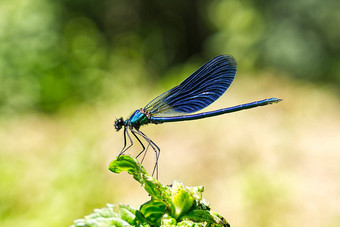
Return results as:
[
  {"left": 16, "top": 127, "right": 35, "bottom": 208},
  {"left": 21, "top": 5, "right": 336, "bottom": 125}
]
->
[{"left": 114, "top": 118, "right": 124, "bottom": 131}]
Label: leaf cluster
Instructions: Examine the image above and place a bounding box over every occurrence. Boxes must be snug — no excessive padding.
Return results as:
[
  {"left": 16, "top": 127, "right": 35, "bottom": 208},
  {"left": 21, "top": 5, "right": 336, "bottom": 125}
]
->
[{"left": 72, "top": 155, "right": 229, "bottom": 227}]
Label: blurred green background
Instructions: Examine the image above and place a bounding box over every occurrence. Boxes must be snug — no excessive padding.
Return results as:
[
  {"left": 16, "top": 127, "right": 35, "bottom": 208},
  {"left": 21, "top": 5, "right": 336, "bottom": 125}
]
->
[{"left": 1, "top": 0, "right": 340, "bottom": 226}]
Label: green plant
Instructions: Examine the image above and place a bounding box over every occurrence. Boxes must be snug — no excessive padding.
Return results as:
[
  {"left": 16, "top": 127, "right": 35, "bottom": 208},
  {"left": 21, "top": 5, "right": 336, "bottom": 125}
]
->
[{"left": 72, "top": 155, "right": 230, "bottom": 227}]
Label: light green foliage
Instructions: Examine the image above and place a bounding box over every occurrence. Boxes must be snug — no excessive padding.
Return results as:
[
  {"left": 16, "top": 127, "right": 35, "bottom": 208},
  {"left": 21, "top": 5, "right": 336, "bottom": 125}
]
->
[
  {"left": 207, "top": 0, "right": 340, "bottom": 80},
  {"left": 0, "top": 0, "right": 111, "bottom": 114},
  {"left": 1, "top": 0, "right": 339, "bottom": 115},
  {"left": 72, "top": 155, "right": 230, "bottom": 227},
  {"left": 73, "top": 204, "right": 137, "bottom": 227}
]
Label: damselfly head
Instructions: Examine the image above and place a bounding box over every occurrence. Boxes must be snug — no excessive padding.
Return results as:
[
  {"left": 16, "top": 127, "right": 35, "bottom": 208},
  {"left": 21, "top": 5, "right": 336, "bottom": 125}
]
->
[{"left": 114, "top": 117, "right": 124, "bottom": 131}]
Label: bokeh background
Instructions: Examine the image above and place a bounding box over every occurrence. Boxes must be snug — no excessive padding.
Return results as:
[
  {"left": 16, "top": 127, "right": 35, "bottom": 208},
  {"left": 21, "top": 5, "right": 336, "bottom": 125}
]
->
[{"left": 1, "top": 0, "right": 340, "bottom": 226}]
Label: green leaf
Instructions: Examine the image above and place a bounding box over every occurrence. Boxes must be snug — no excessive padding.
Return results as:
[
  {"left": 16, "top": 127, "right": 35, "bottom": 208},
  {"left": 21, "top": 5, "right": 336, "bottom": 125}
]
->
[
  {"left": 172, "top": 189, "right": 195, "bottom": 219},
  {"left": 135, "top": 211, "right": 150, "bottom": 226},
  {"left": 71, "top": 204, "right": 139, "bottom": 227},
  {"left": 211, "top": 212, "right": 231, "bottom": 227},
  {"left": 108, "top": 155, "right": 144, "bottom": 181},
  {"left": 179, "top": 210, "right": 216, "bottom": 224},
  {"left": 160, "top": 215, "right": 177, "bottom": 226},
  {"left": 177, "top": 220, "right": 205, "bottom": 227},
  {"left": 109, "top": 155, "right": 176, "bottom": 215},
  {"left": 139, "top": 200, "right": 167, "bottom": 225},
  {"left": 118, "top": 204, "right": 137, "bottom": 224},
  {"left": 186, "top": 185, "right": 204, "bottom": 201}
]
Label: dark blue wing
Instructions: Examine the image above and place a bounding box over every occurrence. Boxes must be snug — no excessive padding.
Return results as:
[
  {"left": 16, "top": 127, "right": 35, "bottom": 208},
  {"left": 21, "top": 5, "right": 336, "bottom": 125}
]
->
[{"left": 144, "top": 55, "right": 237, "bottom": 117}]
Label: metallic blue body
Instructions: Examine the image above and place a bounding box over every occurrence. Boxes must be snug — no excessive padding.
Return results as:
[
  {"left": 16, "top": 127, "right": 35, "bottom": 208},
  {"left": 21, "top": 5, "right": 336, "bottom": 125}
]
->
[
  {"left": 126, "top": 110, "right": 149, "bottom": 129},
  {"left": 149, "top": 98, "right": 281, "bottom": 123}
]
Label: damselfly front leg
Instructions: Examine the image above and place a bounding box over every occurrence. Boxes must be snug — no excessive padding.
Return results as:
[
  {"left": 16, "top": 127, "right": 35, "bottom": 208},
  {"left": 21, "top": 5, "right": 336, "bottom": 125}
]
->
[{"left": 119, "top": 127, "right": 134, "bottom": 156}]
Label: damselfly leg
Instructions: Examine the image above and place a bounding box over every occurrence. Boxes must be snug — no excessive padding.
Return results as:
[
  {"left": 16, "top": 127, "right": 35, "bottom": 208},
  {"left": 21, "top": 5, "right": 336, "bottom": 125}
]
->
[
  {"left": 131, "top": 129, "right": 160, "bottom": 178},
  {"left": 118, "top": 127, "right": 133, "bottom": 156},
  {"left": 119, "top": 126, "right": 146, "bottom": 157},
  {"left": 118, "top": 126, "right": 160, "bottom": 178}
]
